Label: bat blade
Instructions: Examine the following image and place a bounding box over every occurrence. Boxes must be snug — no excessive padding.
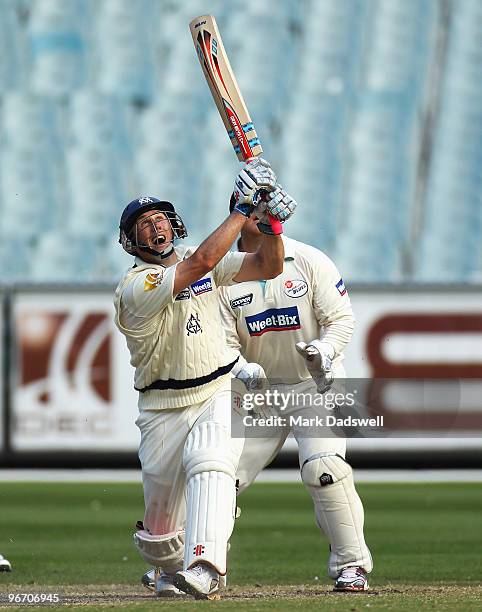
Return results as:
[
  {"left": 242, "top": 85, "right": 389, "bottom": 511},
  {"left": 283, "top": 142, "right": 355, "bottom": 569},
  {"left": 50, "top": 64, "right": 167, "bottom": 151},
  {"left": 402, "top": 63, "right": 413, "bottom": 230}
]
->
[{"left": 189, "top": 15, "right": 263, "bottom": 162}]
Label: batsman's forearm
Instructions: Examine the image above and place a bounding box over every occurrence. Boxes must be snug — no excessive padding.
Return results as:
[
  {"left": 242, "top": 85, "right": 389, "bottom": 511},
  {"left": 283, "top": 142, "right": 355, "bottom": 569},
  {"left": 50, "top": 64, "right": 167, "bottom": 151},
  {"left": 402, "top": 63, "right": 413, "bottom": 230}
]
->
[{"left": 194, "top": 213, "right": 247, "bottom": 270}]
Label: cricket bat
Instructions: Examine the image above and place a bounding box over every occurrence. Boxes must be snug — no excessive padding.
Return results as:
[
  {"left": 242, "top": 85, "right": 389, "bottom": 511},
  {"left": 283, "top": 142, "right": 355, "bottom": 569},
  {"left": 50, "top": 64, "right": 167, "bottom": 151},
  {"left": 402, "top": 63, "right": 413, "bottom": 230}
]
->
[
  {"left": 189, "top": 15, "right": 263, "bottom": 162},
  {"left": 189, "top": 15, "right": 281, "bottom": 232}
]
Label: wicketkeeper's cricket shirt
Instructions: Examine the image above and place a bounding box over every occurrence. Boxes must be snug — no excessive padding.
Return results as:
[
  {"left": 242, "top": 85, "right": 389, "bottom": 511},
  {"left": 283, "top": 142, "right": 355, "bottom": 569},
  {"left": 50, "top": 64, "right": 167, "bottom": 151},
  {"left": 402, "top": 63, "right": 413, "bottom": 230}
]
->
[{"left": 219, "top": 236, "right": 355, "bottom": 381}]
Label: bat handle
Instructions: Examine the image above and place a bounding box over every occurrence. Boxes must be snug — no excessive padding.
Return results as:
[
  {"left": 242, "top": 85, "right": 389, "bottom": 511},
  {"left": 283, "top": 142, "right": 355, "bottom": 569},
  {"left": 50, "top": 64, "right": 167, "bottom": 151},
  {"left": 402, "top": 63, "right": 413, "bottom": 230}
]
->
[
  {"left": 245, "top": 158, "right": 283, "bottom": 235},
  {"left": 255, "top": 189, "right": 283, "bottom": 236},
  {"left": 267, "top": 214, "right": 283, "bottom": 235}
]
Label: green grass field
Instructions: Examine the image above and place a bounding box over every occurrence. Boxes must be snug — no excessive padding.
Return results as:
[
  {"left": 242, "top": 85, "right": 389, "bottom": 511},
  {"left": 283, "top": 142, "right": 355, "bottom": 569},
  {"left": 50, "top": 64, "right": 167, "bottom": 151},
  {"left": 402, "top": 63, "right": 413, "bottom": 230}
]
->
[{"left": 1, "top": 481, "right": 481, "bottom": 610}]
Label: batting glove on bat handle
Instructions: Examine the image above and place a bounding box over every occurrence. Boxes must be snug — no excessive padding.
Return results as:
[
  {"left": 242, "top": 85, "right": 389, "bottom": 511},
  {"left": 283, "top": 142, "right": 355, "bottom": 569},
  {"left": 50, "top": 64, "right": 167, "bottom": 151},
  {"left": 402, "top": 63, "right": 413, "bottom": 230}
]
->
[
  {"left": 253, "top": 190, "right": 283, "bottom": 235},
  {"left": 295, "top": 341, "right": 334, "bottom": 394},
  {"left": 232, "top": 158, "right": 277, "bottom": 218},
  {"left": 265, "top": 185, "right": 298, "bottom": 223}
]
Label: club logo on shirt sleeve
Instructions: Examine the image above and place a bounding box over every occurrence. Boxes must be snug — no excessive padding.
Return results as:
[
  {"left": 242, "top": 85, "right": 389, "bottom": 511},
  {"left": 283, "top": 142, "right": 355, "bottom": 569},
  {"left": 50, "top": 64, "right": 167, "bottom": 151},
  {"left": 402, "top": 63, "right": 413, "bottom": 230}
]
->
[
  {"left": 190, "top": 277, "right": 213, "bottom": 296},
  {"left": 144, "top": 271, "right": 163, "bottom": 291},
  {"left": 245, "top": 307, "right": 301, "bottom": 336},
  {"left": 284, "top": 279, "right": 308, "bottom": 298},
  {"left": 336, "top": 278, "right": 347, "bottom": 296}
]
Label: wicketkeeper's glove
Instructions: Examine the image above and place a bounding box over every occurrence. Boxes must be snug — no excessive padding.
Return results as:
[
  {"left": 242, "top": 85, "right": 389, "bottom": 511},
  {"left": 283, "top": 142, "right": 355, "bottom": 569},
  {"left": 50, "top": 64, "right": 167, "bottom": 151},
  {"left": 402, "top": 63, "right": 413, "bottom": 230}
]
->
[
  {"left": 232, "top": 157, "right": 277, "bottom": 218},
  {"left": 295, "top": 340, "right": 334, "bottom": 394},
  {"left": 232, "top": 361, "right": 279, "bottom": 420},
  {"left": 256, "top": 185, "right": 298, "bottom": 235},
  {"left": 233, "top": 361, "right": 267, "bottom": 391}
]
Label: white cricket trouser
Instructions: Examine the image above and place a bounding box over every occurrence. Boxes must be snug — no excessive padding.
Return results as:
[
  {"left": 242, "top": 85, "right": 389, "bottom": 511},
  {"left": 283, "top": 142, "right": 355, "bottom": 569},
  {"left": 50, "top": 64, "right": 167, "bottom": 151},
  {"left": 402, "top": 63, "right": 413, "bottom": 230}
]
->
[
  {"left": 136, "top": 379, "right": 244, "bottom": 538},
  {"left": 236, "top": 375, "right": 372, "bottom": 579}
]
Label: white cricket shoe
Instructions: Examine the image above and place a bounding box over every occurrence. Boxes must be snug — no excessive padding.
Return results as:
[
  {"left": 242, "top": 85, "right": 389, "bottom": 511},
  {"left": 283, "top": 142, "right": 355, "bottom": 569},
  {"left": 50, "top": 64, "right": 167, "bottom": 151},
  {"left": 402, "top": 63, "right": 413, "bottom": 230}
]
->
[
  {"left": 141, "top": 568, "right": 155, "bottom": 591},
  {"left": 173, "top": 563, "right": 220, "bottom": 600},
  {"left": 334, "top": 566, "right": 369, "bottom": 591},
  {"left": 0, "top": 555, "right": 11, "bottom": 572},
  {"left": 142, "top": 566, "right": 226, "bottom": 593},
  {"left": 140, "top": 567, "right": 182, "bottom": 597},
  {"left": 155, "top": 568, "right": 183, "bottom": 597}
]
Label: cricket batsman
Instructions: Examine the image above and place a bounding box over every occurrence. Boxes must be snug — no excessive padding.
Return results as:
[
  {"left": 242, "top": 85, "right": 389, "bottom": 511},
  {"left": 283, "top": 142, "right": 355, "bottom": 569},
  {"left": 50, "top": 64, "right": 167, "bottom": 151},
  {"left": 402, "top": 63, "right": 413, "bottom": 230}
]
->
[
  {"left": 114, "top": 158, "right": 297, "bottom": 599},
  {"left": 220, "top": 210, "right": 373, "bottom": 591}
]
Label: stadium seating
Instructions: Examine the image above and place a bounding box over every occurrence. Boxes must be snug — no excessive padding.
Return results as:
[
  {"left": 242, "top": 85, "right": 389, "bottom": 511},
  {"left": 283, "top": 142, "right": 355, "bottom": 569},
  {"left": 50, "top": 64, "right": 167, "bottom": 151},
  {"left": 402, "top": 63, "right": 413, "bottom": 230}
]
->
[
  {"left": 0, "top": 0, "right": 480, "bottom": 282},
  {"left": 29, "top": 231, "right": 104, "bottom": 281},
  {"left": 27, "top": 0, "right": 89, "bottom": 97},
  {"left": 0, "top": 235, "right": 33, "bottom": 281},
  {"left": 0, "top": 2, "right": 24, "bottom": 90},
  {"left": 415, "top": 0, "right": 482, "bottom": 281},
  {"left": 0, "top": 146, "right": 58, "bottom": 236},
  {"left": 65, "top": 144, "right": 133, "bottom": 237},
  {"left": 93, "top": 0, "right": 159, "bottom": 104},
  {"left": 67, "top": 90, "right": 134, "bottom": 150}
]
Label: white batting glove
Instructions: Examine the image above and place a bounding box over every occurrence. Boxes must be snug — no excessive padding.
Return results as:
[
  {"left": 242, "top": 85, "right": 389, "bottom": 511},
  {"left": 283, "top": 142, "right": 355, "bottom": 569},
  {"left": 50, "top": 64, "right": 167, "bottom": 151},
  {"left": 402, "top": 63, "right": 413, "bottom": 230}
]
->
[
  {"left": 232, "top": 158, "right": 277, "bottom": 218},
  {"left": 256, "top": 184, "right": 298, "bottom": 234},
  {"left": 265, "top": 184, "right": 297, "bottom": 222},
  {"left": 295, "top": 340, "right": 334, "bottom": 394},
  {"left": 235, "top": 362, "right": 267, "bottom": 391}
]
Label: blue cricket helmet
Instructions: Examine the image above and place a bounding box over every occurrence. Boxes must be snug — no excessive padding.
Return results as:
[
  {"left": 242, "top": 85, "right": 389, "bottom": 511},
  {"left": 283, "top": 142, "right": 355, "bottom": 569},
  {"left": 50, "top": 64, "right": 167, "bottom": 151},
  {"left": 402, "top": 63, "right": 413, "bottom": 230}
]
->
[{"left": 119, "top": 196, "right": 187, "bottom": 255}]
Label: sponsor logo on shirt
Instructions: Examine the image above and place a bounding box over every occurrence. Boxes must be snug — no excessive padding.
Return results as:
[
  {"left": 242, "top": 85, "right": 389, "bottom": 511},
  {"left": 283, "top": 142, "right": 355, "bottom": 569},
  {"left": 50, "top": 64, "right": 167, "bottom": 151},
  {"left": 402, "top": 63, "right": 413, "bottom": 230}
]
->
[
  {"left": 245, "top": 307, "right": 301, "bottom": 336},
  {"left": 230, "top": 293, "right": 253, "bottom": 308},
  {"left": 175, "top": 289, "right": 191, "bottom": 301},
  {"left": 336, "top": 278, "right": 347, "bottom": 296},
  {"left": 284, "top": 279, "right": 308, "bottom": 298},
  {"left": 144, "top": 272, "right": 162, "bottom": 292},
  {"left": 190, "top": 277, "right": 213, "bottom": 296}
]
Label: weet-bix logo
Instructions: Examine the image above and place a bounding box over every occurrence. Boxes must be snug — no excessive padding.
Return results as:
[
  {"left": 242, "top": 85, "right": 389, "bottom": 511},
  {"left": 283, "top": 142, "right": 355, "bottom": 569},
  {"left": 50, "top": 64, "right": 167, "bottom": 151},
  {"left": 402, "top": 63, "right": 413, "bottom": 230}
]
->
[
  {"left": 245, "top": 307, "right": 301, "bottom": 337},
  {"left": 191, "top": 278, "right": 213, "bottom": 296}
]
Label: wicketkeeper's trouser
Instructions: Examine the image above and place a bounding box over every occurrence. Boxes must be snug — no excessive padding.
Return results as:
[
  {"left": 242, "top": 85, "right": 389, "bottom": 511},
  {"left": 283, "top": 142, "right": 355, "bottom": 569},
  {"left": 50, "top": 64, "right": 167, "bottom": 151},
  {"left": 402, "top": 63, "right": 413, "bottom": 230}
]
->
[{"left": 236, "top": 378, "right": 373, "bottom": 579}]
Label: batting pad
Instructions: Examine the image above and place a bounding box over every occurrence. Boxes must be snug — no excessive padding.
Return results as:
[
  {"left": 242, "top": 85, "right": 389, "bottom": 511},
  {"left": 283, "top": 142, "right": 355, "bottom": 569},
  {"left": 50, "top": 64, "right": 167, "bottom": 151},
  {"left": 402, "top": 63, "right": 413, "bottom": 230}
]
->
[
  {"left": 133, "top": 529, "right": 185, "bottom": 574},
  {"left": 301, "top": 453, "right": 373, "bottom": 578},
  {"left": 183, "top": 421, "right": 238, "bottom": 575}
]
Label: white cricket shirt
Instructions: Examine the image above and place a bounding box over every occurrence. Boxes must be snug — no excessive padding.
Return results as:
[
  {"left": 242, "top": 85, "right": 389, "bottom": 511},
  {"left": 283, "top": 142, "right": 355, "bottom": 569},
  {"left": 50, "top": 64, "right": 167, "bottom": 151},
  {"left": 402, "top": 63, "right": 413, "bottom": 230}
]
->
[
  {"left": 219, "top": 236, "right": 355, "bottom": 381},
  {"left": 114, "top": 244, "right": 245, "bottom": 410}
]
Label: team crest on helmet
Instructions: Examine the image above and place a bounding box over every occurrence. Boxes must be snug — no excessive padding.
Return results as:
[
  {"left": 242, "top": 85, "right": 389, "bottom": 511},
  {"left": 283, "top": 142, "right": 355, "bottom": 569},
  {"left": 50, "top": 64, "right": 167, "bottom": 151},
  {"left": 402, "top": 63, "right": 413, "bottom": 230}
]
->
[{"left": 138, "top": 196, "right": 155, "bottom": 204}]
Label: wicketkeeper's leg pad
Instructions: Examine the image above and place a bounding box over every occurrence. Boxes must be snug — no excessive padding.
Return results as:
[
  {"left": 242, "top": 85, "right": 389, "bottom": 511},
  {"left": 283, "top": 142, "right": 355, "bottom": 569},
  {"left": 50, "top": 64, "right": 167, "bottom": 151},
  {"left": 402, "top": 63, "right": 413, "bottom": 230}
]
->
[
  {"left": 133, "top": 529, "right": 185, "bottom": 575},
  {"left": 301, "top": 452, "right": 373, "bottom": 579},
  {"left": 183, "top": 420, "right": 239, "bottom": 575}
]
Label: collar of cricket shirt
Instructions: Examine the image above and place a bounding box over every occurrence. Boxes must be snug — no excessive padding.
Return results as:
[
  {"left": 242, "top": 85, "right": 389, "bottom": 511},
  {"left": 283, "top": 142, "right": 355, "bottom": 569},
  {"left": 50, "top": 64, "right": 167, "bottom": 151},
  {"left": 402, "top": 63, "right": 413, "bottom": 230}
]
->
[{"left": 281, "top": 235, "right": 296, "bottom": 261}]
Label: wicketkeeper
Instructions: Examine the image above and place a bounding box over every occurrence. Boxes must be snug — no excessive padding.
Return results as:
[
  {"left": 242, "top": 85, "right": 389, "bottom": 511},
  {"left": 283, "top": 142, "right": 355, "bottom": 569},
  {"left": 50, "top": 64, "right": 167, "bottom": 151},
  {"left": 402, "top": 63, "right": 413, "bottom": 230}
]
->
[
  {"left": 220, "top": 211, "right": 373, "bottom": 591},
  {"left": 114, "top": 158, "right": 296, "bottom": 599}
]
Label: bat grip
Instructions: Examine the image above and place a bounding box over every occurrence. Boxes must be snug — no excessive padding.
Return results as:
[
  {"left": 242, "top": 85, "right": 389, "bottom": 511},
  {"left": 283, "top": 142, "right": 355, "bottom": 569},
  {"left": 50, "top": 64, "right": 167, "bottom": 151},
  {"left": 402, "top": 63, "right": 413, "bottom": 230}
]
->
[
  {"left": 257, "top": 190, "right": 282, "bottom": 235},
  {"left": 245, "top": 158, "right": 283, "bottom": 235},
  {"left": 267, "top": 214, "right": 282, "bottom": 235}
]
